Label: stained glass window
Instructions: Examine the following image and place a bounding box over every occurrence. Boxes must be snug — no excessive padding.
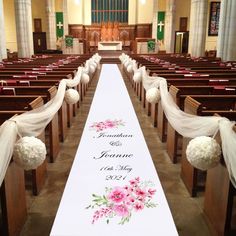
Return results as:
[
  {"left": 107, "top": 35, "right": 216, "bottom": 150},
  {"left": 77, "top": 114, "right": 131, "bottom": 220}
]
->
[{"left": 91, "top": 0, "right": 128, "bottom": 23}]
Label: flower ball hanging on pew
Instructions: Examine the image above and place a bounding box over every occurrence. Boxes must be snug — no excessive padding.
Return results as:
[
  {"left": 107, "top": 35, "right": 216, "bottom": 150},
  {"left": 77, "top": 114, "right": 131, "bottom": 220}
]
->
[
  {"left": 89, "top": 64, "right": 96, "bottom": 74},
  {"left": 81, "top": 72, "right": 90, "bottom": 84},
  {"left": 146, "top": 87, "right": 161, "bottom": 104},
  {"left": 133, "top": 71, "right": 142, "bottom": 83},
  {"left": 65, "top": 88, "right": 80, "bottom": 104},
  {"left": 127, "top": 64, "right": 133, "bottom": 73},
  {"left": 13, "top": 136, "right": 47, "bottom": 170},
  {"left": 186, "top": 136, "right": 221, "bottom": 170}
]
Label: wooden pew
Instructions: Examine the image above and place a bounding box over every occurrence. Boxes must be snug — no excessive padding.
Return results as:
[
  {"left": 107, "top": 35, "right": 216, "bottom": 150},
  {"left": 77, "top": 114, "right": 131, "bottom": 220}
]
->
[
  {"left": 166, "top": 85, "right": 236, "bottom": 163},
  {"left": 204, "top": 120, "right": 236, "bottom": 236},
  {"left": 147, "top": 78, "right": 236, "bottom": 142},
  {"left": 0, "top": 75, "right": 75, "bottom": 129},
  {"left": 5, "top": 86, "right": 68, "bottom": 143},
  {"left": 0, "top": 96, "right": 48, "bottom": 193},
  {"left": 181, "top": 95, "right": 236, "bottom": 197},
  {"left": 0, "top": 96, "right": 46, "bottom": 236},
  {"left": 0, "top": 89, "right": 60, "bottom": 163}
]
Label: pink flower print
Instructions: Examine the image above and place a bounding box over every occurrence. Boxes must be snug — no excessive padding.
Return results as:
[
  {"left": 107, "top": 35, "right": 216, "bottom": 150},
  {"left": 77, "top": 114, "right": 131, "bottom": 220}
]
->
[
  {"left": 134, "top": 202, "right": 144, "bottom": 212},
  {"left": 126, "top": 196, "right": 135, "bottom": 205},
  {"left": 135, "top": 188, "right": 147, "bottom": 198},
  {"left": 90, "top": 119, "right": 125, "bottom": 132},
  {"left": 135, "top": 177, "right": 140, "bottom": 182},
  {"left": 87, "top": 177, "right": 157, "bottom": 225},
  {"left": 129, "top": 179, "right": 138, "bottom": 186},
  {"left": 129, "top": 177, "right": 140, "bottom": 186},
  {"left": 113, "top": 204, "right": 129, "bottom": 217},
  {"left": 92, "top": 207, "right": 112, "bottom": 224},
  {"left": 148, "top": 188, "right": 156, "bottom": 196},
  {"left": 108, "top": 187, "right": 127, "bottom": 204},
  {"left": 124, "top": 185, "right": 129, "bottom": 190},
  {"left": 105, "top": 120, "right": 115, "bottom": 128}
]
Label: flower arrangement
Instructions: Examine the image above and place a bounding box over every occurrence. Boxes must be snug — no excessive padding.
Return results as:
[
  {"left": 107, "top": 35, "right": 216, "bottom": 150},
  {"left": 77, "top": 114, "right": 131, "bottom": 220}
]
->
[
  {"left": 146, "top": 87, "right": 161, "bottom": 104},
  {"left": 86, "top": 177, "right": 157, "bottom": 225},
  {"left": 64, "top": 88, "right": 80, "bottom": 105},
  {"left": 186, "top": 136, "right": 221, "bottom": 170},
  {"left": 89, "top": 119, "right": 125, "bottom": 132},
  {"left": 13, "top": 136, "right": 47, "bottom": 170}
]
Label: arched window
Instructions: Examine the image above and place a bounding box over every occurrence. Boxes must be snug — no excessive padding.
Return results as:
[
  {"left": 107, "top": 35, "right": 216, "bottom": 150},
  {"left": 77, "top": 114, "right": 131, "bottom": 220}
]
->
[{"left": 91, "top": 0, "right": 128, "bottom": 24}]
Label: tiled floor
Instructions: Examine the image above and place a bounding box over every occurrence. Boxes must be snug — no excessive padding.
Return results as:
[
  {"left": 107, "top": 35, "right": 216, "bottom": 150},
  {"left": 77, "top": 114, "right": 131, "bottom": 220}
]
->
[{"left": 20, "top": 64, "right": 212, "bottom": 236}]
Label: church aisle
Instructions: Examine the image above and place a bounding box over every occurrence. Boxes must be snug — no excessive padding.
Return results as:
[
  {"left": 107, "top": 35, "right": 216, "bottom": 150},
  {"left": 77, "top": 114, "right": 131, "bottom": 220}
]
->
[{"left": 20, "top": 64, "right": 211, "bottom": 236}]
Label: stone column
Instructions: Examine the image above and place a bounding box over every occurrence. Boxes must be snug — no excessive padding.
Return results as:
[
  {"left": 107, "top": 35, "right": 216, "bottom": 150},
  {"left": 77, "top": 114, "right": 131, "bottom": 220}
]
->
[
  {"left": 152, "top": 0, "right": 158, "bottom": 40},
  {"left": 46, "top": 0, "right": 56, "bottom": 50},
  {"left": 217, "top": 0, "right": 236, "bottom": 61},
  {"left": 63, "top": 0, "right": 68, "bottom": 36},
  {"left": 164, "top": 0, "right": 175, "bottom": 53},
  {"left": 14, "top": 0, "right": 34, "bottom": 58},
  {"left": 0, "top": 0, "right": 7, "bottom": 61},
  {"left": 188, "top": 0, "right": 208, "bottom": 57}
]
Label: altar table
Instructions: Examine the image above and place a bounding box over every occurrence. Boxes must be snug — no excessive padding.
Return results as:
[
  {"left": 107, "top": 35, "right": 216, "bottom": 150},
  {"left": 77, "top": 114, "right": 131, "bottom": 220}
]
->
[{"left": 98, "top": 41, "right": 122, "bottom": 51}]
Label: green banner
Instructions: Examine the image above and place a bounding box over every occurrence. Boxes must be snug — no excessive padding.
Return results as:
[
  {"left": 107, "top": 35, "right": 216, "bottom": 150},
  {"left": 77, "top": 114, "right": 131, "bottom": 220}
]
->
[
  {"left": 147, "top": 40, "right": 155, "bottom": 52},
  {"left": 65, "top": 35, "right": 73, "bottom": 48},
  {"left": 56, "top": 12, "right": 64, "bottom": 38},
  {"left": 157, "top": 11, "right": 165, "bottom": 40}
]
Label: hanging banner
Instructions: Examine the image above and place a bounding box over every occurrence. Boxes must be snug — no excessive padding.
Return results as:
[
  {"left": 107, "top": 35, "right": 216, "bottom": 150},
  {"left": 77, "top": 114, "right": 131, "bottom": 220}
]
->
[
  {"left": 65, "top": 35, "right": 73, "bottom": 48},
  {"left": 157, "top": 12, "right": 165, "bottom": 41},
  {"left": 56, "top": 12, "right": 64, "bottom": 38}
]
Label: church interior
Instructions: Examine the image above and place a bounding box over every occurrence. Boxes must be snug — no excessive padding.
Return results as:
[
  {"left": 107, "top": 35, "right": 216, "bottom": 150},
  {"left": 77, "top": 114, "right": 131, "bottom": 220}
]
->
[{"left": 0, "top": 0, "right": 236, "bottom": 235}]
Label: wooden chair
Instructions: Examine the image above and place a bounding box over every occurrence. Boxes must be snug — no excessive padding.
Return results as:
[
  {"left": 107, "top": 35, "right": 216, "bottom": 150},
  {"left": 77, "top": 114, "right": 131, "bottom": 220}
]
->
[
  {"left": 89, "top": 31, "right": 100, "bottom": 53},
  {"left": 119, "top": 30, "right": 130, "bottom": 50}
]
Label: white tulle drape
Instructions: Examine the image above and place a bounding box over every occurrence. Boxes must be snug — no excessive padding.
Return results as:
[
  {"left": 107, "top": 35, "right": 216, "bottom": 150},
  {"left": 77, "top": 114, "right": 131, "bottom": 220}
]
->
[
  {"left": 0, "top": 53, "right": 101, "bottom": 186},
  {"left": 120, "top": 54, "right": 236, "bottom": 188}
]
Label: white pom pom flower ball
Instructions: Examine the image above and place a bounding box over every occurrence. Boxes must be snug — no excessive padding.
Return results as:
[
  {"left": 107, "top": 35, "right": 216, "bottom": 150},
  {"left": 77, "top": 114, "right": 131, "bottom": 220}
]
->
[
  {"left": 13, "top": 136, "right": 47, "bottom": 170},
  {"left": 89, "top": 64, "right": 96, "bottom": 73},
  {"left": 81, "top": 73, "right": 90, "bottom": 84},
  {"left": 127, "top": 64, "right": 133, "bottom": 73},
  {"left": 65, "top": 89, "right": 80, "bottom": 104},
  {"left": 186, "top": 136, "right": 221, "bottom": 170},
  {"left": 133, "top": 71, "right": 142, "bottom": 83},
  {"left": 146, "top": 87, "right": 161, "bottom": 104}
]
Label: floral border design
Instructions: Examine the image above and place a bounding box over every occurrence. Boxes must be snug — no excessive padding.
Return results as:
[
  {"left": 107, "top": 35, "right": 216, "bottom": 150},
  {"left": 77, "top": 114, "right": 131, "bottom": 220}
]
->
[
  {"left": 89, "top": 119, "right": 125, "bottom": 132},
  {"left": 86, "top": 177, "right": 157, "bottom": 225}
]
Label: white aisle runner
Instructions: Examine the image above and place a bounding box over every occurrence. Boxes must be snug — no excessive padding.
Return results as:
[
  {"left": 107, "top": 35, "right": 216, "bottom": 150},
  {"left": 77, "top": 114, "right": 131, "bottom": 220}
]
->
[{"left": 50, "top": 64, "right": 178, "bottom": 236}]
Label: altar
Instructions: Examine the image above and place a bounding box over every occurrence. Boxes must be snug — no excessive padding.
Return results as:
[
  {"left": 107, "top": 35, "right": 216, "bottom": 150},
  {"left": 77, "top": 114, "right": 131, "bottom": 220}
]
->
[{"left": 98, "top": 41, "right": 122, "bottom": 51}]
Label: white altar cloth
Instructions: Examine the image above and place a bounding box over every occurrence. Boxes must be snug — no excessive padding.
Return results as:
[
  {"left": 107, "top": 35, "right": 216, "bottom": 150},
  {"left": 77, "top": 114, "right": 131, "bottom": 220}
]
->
[
  {"left": 50, "top": 64, "right": 178, "bottom": 236},
  {"left": 98, "top": 41, "right": 122, "bottom": 50}
]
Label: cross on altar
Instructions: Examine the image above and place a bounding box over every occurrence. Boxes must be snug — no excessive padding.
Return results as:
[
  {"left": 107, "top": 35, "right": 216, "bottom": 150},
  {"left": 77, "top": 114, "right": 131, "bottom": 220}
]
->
[
  {"left": 57, "top": 21, "right": 63, "bottom": 29},
  {"left": 158, "top": 21, "right": 165, "bottom": 32}
]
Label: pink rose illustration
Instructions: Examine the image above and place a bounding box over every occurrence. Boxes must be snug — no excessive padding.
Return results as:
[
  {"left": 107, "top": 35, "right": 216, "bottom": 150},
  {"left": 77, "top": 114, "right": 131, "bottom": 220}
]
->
[{"left": 108, "top": 187, "right": 127, "bottom": 203}]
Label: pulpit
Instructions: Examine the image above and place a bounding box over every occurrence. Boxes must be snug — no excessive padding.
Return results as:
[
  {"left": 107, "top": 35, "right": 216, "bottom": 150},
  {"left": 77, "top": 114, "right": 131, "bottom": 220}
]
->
[
  {"left": 62, "top": 38, "right": 84, "bottom": 54},
  {"left": 133, "top": 38, "right": 159, "bottom": 54}
]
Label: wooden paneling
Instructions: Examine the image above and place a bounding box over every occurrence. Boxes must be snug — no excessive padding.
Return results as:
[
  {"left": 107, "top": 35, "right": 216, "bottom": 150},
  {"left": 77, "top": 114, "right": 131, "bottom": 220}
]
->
[
  {"left": 136, "top": 24, "right": 152, "bottom": 38},
  {"left": 69, "top": 24, "right": 84, "bottom": 39},
  {"left": 68, "top": 23, "right": 151, "bottom": 53}
]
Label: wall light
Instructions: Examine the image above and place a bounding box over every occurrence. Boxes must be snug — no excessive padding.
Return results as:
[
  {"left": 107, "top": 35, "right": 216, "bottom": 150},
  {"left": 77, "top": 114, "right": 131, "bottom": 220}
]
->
[
  {"left": 75, "top": 0, "right": 80, "bottom": 5},
  {"left": 140, "top": 0, "right": 146, "bottom": 4}
]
